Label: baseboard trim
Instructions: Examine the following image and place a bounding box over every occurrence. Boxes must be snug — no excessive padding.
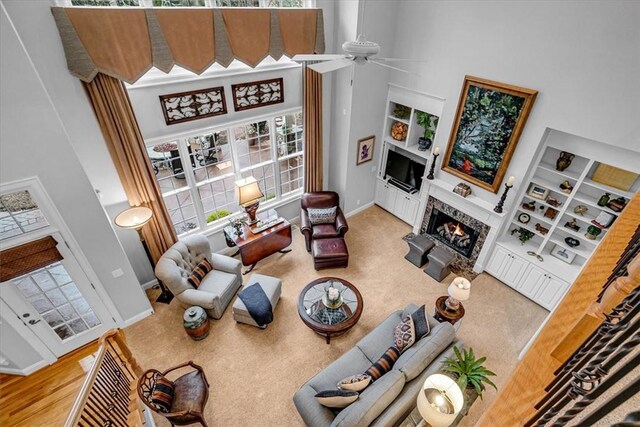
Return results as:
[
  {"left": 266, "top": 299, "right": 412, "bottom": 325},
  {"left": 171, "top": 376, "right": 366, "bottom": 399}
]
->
[
  {"left": 0, "top": 359, "right": 48, "bottom": 376},
  {"left": 122, "top": 308, "right": 154, "bottom": 328},
  {"left": 141, "top": 278, "right": 159, "bottom": 290},
  {"left": 345, "top": 201, "right": 375, "bottom": 218}
]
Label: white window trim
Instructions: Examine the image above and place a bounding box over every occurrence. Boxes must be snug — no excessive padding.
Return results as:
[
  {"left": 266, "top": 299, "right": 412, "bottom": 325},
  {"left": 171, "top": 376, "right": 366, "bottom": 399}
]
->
[{"left": 146, "top": 107, "right": 304, "bottom": 237}]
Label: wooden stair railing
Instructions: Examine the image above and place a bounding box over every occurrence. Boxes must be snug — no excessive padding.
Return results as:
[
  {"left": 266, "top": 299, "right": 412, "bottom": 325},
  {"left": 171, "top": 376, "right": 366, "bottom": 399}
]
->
[{"left": 64, "top": 329, "right": 144, "bottom": 427}]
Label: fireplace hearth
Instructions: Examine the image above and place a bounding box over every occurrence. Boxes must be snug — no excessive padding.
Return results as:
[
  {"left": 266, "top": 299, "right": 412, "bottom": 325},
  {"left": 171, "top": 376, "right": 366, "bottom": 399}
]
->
[{"left": 427, "top": 210, "right": 479, "bottom": 258}]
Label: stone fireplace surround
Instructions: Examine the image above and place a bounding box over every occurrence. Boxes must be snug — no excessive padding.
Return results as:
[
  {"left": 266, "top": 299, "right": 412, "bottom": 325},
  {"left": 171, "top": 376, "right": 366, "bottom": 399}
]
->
[
  {"left": 412, "top": 179, "right": 508, "bottom": 274},
  {"left": 420, "top": 196, "right": 491, "bottom": 274}
]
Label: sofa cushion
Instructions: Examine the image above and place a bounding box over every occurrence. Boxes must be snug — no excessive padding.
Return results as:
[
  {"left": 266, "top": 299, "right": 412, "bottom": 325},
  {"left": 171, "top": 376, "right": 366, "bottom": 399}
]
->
[
  {"left": 356, "top": 310, "right": 403, "bottom": 362},
  {"left": 393, "top": 316, "right": 416, "bottom": 353},
  {"left": 187, "top": 258, "right": 213, "bottom": 288},
  {"left": 394, "top": 321, "right": 456, "bottom": 381},
  {"left": 312, "top": 224, "right": 340, "bottom": 239},
  {"left": 409, "top": 305, "right": 430, "bottom": 340},
  {"left": 307, "top": 347, "right": 373, "bottom": 393},
  {"left": 365, "top": 347, "right": 401, "bottom": 381},
  {"left": 308, "top": 206, "right": 337, "bottom": 225},
  {"left": 197, "top": 269, "right": 238, "bottom": 296},
  {"left": 315, "top": 390, "right": 359, "bottom": 408},
  {"left": 331, "top": 370, "right": 405, "bottom": 427},
  {"left": 337, "top": 374, "right": 372, "bottom": 392}
]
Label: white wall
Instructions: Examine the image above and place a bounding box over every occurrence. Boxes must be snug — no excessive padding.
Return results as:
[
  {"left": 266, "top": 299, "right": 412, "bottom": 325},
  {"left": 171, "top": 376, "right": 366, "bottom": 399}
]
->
[
  {"left": 1, "top": 1, "right": 151, "bottom": 323},
  {"left": 388, "top": 1, "right": 640, "bottom": 208}
]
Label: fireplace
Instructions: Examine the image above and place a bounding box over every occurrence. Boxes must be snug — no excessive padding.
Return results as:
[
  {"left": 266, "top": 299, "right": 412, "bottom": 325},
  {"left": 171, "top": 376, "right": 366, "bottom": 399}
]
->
[{"left": 426, "top": 209, "right": 479, "bottom": 258}]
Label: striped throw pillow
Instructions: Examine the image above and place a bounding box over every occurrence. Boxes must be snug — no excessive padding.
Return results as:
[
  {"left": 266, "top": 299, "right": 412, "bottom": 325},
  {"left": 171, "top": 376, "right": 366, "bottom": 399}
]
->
[
  {"left": 187, "top": 258, "right": 213, "bottom": 288},
  {"left": 150, "top": 375, "right": 174, "bottom": 413},
  {"left": 365, "top": 346, "right": 401, "bottom": 381}
]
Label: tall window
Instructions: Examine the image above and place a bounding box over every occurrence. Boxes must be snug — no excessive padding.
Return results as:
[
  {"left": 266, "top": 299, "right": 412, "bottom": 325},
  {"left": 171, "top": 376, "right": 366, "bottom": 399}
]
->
[{"left": 146, "top": 110, "right": 303, "bottom": 235}]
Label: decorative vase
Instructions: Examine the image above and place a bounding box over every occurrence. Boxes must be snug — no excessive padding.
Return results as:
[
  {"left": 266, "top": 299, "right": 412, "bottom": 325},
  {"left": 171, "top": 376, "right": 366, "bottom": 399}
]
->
[
  {"left": 390, "top": 122, "right": 408, "bottom": 141},
  {"left": 555, "top": 151, "right": 575, "bottom": 172},
  {"left": 597, "top": 192, "right": 611, "bottom": 207},
  {"left": 417, "top": 137, "right": 432, "bottom": 151},
  {"left": 585, "top": 225, "right": 602, "bottom": 240},
  {"left": 183, "top": 306, "right": 210, "bottom": 341},
  {"left": 323, "top": 283, "right": 343, "bottom": 309}
]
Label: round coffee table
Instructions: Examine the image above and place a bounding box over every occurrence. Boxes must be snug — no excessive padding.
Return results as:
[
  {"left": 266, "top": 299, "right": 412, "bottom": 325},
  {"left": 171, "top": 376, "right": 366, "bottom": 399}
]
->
[{"left": 297, "top": 277, "right": 363, "bottom": 344}]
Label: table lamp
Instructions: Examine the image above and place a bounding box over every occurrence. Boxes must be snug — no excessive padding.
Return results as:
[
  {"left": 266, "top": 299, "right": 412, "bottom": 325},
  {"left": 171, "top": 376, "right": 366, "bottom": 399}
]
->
[
  {"left": 445, "top": 277, "right": 471, "bottom": 311},
  {"left": 417, "top": 374, "right": 464, "bottom": 427},
  {"left": 114, "top": 206, "right": 173, "bottom": 304},
  {"left": 236, "top": 176, "right": 263, "bottom": 224}
]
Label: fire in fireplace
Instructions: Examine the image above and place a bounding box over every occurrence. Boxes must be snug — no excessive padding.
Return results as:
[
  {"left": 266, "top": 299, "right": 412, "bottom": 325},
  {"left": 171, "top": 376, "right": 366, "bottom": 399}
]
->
[{"left": 426, "top": 209, "right": 479, "bottom": 258}]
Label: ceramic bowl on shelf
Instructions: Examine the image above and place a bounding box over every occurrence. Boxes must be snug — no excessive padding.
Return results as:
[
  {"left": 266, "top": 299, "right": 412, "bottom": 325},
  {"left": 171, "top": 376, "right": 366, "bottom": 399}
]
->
[{"left": 564, "top": 237, "right": 580, "bottom": 248}]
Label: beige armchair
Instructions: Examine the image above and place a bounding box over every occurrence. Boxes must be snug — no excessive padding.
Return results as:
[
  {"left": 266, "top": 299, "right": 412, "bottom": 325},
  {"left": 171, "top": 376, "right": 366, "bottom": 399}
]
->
[{"left": 155, "top": 235, "right": 242, "bottom": 319}]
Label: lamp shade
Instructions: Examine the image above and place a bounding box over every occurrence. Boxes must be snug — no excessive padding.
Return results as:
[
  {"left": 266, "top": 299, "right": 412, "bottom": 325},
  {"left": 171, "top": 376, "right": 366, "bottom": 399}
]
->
[
  {"left": 114, "top": 206, "right": 153, "bottom": 230},
  {"left": 236, "top": 177, "right": 263, "bottom": 206},
  {"left": 448, "top": 277, "right": 471, "bottom": 302},
  {"left": 417, "top": 374, "right": 464, "bottom": 427}
]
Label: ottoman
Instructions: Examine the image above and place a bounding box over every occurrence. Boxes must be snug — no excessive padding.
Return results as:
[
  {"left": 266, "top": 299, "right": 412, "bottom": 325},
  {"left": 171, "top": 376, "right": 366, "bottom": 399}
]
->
[
  {"left": 405, "top": 234, "right": 435, "bottom": 267},
  {"left": 312, "top": 238, "right": 349, "bottom": 270},
  {"left": 232, "top": 273, "right": 282, "bottom": 329},
  {"left": 424, "top": 245, "right": 455, "bottom": 282}
]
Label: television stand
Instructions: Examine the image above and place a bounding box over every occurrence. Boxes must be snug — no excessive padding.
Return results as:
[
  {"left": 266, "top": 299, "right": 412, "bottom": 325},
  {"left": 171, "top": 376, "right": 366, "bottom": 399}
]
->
[{"left": 388, "top": 177, "right": 416, "bottom": 194}]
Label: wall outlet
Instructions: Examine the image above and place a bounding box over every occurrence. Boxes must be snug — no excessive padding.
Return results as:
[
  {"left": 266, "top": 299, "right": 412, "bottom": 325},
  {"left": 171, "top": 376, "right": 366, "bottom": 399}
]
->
[
  {"left": 111, "top": 268, "right": 124, "bottom": 278},
  {"left": 371, "top": 165, "right": 377, "bottom": 173},
  {"left": 357, "top": 199, "right": 360, "bottom": 205}
]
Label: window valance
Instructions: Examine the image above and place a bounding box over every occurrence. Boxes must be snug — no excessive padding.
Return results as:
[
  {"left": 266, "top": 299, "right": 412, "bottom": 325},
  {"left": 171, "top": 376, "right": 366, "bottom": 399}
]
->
[
  {"left": 0, "top": 236, "right": 63, "bottom": 282},
  {"left": 50, "top": 7, "right": 324, "bottom": 84}
]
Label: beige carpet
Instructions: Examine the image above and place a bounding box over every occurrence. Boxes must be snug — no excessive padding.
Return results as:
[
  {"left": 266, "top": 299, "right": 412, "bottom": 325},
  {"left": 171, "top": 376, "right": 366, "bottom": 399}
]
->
[{"left": 126, "top": 206, "right": 548, "bottom": 426}]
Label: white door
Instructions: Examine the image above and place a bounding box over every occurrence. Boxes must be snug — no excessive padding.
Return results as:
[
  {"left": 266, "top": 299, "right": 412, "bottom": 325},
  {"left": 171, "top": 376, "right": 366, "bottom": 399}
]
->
[
  {"left": 0, "top": 233, "right": 116, "bottom": 357},
  {"left": 518, "top": 264, "right": 547, "bottom": 299},
  {"left": 405, "top": 197, "right": 419, "bottom": 225},
  {"left": 535, "top": 275, "right": 569, "bottom": 310},
  {"left": 485, "top": 245, "right": 510, "bottom": 277}
]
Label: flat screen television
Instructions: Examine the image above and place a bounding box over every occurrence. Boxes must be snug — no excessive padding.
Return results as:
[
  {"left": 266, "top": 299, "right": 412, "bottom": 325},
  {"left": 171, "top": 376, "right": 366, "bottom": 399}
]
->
[{"left": 385, "top": 150, "right": 426, "bottom": 191}]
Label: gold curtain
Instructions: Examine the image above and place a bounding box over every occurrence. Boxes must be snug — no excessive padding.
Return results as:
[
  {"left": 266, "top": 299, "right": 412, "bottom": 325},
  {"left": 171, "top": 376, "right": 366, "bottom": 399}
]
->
[
  {"left": 83, "top": 74, "right": 177, "bottom": 263},
  {"left": 303, "top": 66, "right": 323, "bottom": 192}
]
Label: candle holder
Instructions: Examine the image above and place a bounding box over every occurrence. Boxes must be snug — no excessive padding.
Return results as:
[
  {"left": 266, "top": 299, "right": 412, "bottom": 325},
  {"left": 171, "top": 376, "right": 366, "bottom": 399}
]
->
[
  {"left": 494, "top": 183, "right": 513, "bottom": 213},
  {"left": 426, "top": 152, "right": 440, "bottom": 180}
]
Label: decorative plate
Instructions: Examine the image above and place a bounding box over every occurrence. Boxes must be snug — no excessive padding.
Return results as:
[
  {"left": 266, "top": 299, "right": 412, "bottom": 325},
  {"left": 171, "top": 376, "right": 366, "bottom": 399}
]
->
[
  {"left": 518, "top": 213, "right": 531, "bottom": 224},
  {"left": 564, "top": 237, "right": 580, "bottom": 248}
]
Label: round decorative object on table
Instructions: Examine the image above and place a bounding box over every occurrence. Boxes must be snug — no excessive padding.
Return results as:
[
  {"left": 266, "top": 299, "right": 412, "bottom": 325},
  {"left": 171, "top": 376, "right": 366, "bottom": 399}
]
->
[
  {"left": 183, "top": 306, "right": 210, "bottom": 341},
  {"left": 434, "top": 296, "right": 465, "bottom": 326},
  {"left": 518, "top": 213, "right": 531, "bottom": 224},
  {"left": 391, "top": 122, "right": 409, "bottom": 141},
  {"left": 298, "top": 277, "right": 363, "bottom": 344},
  {"left": 564, "top": 237, "right": 580, "bottom": 248}
]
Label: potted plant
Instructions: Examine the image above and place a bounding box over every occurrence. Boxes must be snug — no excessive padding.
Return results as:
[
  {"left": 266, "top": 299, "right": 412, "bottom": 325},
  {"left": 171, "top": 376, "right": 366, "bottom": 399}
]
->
[
  {"left": 510, "top": 227, "right": 534, "bottom": 245},
  {"left": 415, "top": 111, "right": 439, "bottom": 151},
  {"left": 442, "top": 346, "right": 497, "bottom": 402}
]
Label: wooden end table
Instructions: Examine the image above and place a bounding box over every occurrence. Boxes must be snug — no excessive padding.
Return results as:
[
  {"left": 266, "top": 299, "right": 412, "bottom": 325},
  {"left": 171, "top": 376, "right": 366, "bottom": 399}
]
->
[
  {"left": 297, "top": 277, "right": 363, "bottom": 344},
  {"left": 223, "top": 209, "right": 292, "bottom": 275},
  {"left": 434, "top": 296, "right": 465, "bottom": 327}
]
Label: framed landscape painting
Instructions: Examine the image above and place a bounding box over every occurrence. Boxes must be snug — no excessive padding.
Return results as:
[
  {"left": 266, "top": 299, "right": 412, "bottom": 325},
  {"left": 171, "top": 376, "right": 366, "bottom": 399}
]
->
[{"left": 442, "top": 76, "right": 538, "bottom": 193}]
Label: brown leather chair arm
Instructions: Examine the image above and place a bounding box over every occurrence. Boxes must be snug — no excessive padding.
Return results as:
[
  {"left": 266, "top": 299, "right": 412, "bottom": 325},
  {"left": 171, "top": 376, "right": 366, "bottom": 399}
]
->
[
  {"left": 300, "top": 208, "right": 312, "bottom": 234},
  {"left": 335, "top": 208, "right": 349, "bottom": 236}
]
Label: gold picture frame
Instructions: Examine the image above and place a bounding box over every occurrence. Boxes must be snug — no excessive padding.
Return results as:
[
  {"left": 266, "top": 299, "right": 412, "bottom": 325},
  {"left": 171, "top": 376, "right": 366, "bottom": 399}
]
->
[
  {"left": 356, "top": 135, "right": 375, "bottom": 165},
  {"left": 442, "top": 76, "right": 538, "bottom": 193}
]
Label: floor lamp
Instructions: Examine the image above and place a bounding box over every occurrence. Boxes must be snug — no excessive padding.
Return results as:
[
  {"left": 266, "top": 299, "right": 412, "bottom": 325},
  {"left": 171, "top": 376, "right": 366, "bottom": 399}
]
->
[{"left": 115, "top": 206, "right": 174, "bottom": 304}]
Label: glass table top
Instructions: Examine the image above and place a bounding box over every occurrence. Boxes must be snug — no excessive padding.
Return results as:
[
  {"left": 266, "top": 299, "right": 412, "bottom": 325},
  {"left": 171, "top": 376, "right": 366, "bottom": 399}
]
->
[{"left": 301, "top": 279, "right": 359, "bottom": 326}]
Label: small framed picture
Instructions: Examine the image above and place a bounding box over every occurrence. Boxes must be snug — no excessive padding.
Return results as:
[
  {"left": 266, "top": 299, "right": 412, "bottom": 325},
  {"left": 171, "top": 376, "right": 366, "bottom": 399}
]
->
[
  {"left": 356, "top": 135, "right": 375, "bottom": 165},
  {"left": 527, "top": 183, "right": 550, "bottom": 200},
  {"left": 550, "top": 244, "right": 576, "bottom": 264}
]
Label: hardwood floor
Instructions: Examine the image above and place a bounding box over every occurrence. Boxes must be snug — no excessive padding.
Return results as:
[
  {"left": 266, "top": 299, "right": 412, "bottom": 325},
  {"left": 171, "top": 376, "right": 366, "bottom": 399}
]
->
[{"left": 0, "top": 342, "right": 97, "bottom": 427}]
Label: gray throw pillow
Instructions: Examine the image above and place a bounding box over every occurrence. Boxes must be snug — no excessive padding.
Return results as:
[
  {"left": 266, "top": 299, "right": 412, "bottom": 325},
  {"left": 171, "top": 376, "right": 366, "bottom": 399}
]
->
[
  {"left": 315, "top": 389, "right": 358, "bottom": 408},
  {"left": 308, "top": 206, "right": 337, "bottom": 225},
  {"left": 410, "top": 305, "right": 430, "bottom": 340}
]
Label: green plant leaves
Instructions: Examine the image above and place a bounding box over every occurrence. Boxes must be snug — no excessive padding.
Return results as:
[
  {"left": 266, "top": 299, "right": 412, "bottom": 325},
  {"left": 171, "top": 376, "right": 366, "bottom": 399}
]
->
[{"left": 442, "top": 345, "right": 497, "bottom": 399}]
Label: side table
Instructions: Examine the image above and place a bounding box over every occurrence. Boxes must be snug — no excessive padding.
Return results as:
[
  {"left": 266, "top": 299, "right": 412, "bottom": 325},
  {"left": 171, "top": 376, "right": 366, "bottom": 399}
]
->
[{"left": 434, "top": 296, "right": 464, "bottom": 329}]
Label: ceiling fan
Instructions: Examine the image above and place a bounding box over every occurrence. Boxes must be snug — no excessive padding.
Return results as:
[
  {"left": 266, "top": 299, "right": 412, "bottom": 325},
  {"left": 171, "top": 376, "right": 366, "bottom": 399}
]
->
[{"left": 292, "top": 0, "right": 424, "bottom": 75}]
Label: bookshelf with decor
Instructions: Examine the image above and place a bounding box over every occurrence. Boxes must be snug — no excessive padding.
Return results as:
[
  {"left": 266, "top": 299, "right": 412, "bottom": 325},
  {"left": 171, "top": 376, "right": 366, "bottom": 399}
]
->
[
  {"left": 374, "top": 84, "right": 445, "bottom": 225},
  {"left": 486, "top": 132, "right": 640, "bottom": 311}
]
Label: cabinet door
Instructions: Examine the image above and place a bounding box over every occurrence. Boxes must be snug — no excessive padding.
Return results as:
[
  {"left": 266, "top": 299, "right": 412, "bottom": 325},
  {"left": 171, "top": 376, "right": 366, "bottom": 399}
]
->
[
  {"left": 518, "top": 264, "right": 547, "bottom": 299},
  {"left": 384, "top": 185, "right": 398, "bottom": 212},
  {"left": 535, "top": 276, "right": 569, "bottom": 310},
  {"left": 395, "top": 195, "right": 410, "bottom": 222},
  {"left": 501, "top": 253, "right": 529, "bottom": 288},
  {"left": 374, "top": 179, "right": 387, "bottom": 208},
  {"left": 404, "top": 197, "right": 420, "bottom": 224},
  {"left": 485, "top": 245, "right": 510, "bottom": 277}
]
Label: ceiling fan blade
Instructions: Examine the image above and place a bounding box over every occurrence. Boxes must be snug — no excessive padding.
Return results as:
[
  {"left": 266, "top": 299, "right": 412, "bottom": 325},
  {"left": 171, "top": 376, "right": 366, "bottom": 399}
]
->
[
  {"left": 369, "top": 59, "right": 421, "bottom": 76},
  {"left": 309, "top": 58, "right": 354, "bottom": 74},
  {"left": 291, "top": 54, "right": 346, "bottom": 62},
  {"left": 374, "top": 57, "right": 429, "bottom": 63}
]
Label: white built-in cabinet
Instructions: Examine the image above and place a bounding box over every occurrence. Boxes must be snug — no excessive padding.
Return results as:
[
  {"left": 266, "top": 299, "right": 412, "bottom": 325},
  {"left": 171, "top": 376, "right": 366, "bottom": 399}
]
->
[
  {"left": 486, "top": 245, "right": 570, "bottom": 310},
  {"left": 375, "top": 179, "right": 420, "bottom": 224},
  {"left": 374, "top": 84, "right": 444, "bottom": 226}
]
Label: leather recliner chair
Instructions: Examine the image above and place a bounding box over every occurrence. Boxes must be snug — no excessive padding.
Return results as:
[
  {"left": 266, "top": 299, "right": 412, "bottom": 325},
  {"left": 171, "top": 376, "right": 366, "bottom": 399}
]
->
[{"left": 300, "top": 191, "right": 349, "bottom": 252}]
